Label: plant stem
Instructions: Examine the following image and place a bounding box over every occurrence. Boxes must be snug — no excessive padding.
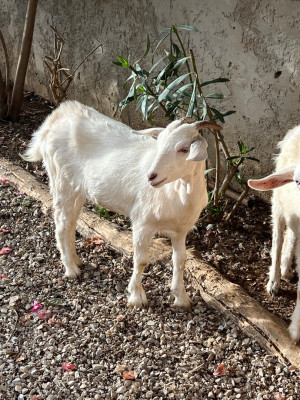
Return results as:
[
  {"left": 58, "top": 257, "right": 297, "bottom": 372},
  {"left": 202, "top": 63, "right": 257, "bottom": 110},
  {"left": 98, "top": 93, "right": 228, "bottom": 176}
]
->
[
  {"left": 225, "top": 185, "right": 249, "bottom": 222},
  {"left": 189, "top": 49, "right": 221, "bottom": 205}
]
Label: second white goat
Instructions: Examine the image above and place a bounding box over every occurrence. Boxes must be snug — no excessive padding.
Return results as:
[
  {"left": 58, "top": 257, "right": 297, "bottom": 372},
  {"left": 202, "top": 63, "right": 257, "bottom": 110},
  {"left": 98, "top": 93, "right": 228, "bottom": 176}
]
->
[
  {"left": 248, "top": 125, "right": 300, "bottom": 342},
  {"left": 22, "top": 100, "right": 222, "bottom": 310}
]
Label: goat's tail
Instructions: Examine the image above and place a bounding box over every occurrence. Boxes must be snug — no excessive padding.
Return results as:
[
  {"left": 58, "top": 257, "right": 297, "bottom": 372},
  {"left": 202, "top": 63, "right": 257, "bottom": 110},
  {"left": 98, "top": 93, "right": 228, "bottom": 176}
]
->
[{"left": 20, "top": 125, "right": 46, "bottom": 162}]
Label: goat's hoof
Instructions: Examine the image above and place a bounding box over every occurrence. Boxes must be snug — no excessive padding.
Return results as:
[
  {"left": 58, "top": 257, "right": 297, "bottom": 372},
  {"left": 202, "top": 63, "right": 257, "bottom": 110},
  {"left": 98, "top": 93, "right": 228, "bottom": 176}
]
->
[
  {"left": 64, "top": 265, "right": 81, "bottom": 279},
  {"left": 266, "top": 279, "right": 280, "bottom": 297},
  {"left": 288, "top": 322, "right": 300, "bottom": 344},
  {"left": 173, "top": 295, "right": 193, "bottom": 312},
  {"left": 127, "top": 293, "right": 148, "bottom": 309}
]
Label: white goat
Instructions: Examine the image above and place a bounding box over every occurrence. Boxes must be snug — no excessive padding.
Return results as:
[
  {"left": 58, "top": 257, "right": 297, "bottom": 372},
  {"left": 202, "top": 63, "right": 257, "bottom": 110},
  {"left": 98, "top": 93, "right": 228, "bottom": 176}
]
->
[
  {"left": 22, "top": 100, "right": 222, "bottom": 310},
  {"left": 248, "top": 125, "right": 300, "bottom": 342}
]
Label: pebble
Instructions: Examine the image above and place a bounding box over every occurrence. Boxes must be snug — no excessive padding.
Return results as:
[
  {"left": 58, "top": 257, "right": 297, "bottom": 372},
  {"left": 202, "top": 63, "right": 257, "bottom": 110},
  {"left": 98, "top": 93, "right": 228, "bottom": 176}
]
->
[{"left": 1, "top": 183, "right": 300, "bottom": 400}]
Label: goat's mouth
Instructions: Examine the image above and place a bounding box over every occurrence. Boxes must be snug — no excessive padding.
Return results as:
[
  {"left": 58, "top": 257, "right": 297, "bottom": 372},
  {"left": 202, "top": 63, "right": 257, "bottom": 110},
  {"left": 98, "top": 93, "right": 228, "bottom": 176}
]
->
[{"left": 150, "top": 178, "right": 167, "bottom": 188}]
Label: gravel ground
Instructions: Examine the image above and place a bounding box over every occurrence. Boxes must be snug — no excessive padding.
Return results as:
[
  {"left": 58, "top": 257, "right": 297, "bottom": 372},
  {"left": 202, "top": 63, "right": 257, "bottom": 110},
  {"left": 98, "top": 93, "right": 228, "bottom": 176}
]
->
[{"left": 1, "top": 178, "right": 300, "bottom": 399}]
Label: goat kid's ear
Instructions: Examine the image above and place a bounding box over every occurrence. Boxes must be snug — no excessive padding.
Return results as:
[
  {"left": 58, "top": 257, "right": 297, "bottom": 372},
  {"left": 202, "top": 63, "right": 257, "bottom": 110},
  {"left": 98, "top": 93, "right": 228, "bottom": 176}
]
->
[
  {"left": 186, "top": 138, "right": 208, "bottom": 162},
  {"left": 248, "top": 167, "right": 295, "bottom": 191},
  {"left": 194, "top": 121, "right": 223, "bottom": 131}
]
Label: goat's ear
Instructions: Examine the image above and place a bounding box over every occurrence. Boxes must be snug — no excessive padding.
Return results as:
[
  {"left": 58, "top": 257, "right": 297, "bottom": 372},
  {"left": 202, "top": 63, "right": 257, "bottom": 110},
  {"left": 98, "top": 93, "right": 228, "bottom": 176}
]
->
[
  {"left": 186, "top": 138, "right": 208, "bottom": 161},
  {"left": 134, "top": 127, "right": 164, "bottom": 139},
  {"left": 194, "top": 121, "right": 223, "bottom": 131},
  {"left": 248, "top": 167, "right": 295, "bottom": 191}
]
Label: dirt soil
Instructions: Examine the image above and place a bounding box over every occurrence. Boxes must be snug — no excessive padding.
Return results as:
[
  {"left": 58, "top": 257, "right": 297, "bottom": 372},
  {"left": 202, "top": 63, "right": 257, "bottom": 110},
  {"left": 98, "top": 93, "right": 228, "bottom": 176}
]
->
[{"left": 0, "top": 92, "right": 297, "bottom": 326}]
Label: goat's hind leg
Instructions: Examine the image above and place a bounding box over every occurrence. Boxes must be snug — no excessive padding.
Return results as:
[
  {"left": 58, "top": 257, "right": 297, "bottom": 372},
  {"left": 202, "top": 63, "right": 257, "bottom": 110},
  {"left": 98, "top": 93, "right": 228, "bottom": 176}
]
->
[
  {"left": 54, "top": 191, "right": 85, "bottom": 278},
  {"left": 170, "top": 233, "right": 192, "bottom": 311},
  {"left": 127, "top": 227, "right": 152, "bottom": 308}
]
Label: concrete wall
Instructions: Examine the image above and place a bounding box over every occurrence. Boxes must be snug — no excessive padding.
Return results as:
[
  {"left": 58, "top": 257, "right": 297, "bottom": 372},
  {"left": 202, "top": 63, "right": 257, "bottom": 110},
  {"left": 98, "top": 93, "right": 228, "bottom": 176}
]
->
[{"left": 1, "top": 0, "right": 299, "bottom": 184}]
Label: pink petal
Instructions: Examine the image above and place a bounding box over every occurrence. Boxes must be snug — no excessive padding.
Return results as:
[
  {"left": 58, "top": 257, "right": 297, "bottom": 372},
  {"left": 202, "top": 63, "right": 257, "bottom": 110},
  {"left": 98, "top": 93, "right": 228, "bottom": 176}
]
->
[
  {"left": 213, "top": 363, "right": 226, "bottom": 377},
  {"left": 37, "top": 309, "right": 52, "bottom": 320},
  {"left": 29, "top": 300, "right": 43, "bottom": 312},
  {"left": 62, "top": 362, "right": 76, "bottom": 372},
  {"left": 0, "top": 137, "right": 4, "bottom": 141},
  {"left": 0, "top": 177, "right": 9, "bottom": 184},
  {"left": 0, "top": 273, "right": 8, "bottom": 279},
  {"left": 0, "top": 247, "right": 12, "bottom": 255}
]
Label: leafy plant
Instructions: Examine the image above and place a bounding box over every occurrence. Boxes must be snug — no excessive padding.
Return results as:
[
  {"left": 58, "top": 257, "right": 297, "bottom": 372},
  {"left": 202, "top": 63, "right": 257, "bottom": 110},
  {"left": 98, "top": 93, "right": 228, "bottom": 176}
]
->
[{"left": 114, "top": 24, "right": 259, "bottom": 221}]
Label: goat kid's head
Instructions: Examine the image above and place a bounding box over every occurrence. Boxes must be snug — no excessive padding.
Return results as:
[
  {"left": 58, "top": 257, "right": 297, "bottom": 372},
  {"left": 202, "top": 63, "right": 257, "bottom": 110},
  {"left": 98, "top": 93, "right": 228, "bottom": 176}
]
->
[
  {"left": 147, "top": 119, "right": 223, "bottom": 188},
  {"left": 248, "top": 164, "right": 300, "bottom": 192}
]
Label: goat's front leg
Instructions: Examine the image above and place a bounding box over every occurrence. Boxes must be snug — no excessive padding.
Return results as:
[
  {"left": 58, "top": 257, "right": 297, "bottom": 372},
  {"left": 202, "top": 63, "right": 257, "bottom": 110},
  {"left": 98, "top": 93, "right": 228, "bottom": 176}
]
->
[
  {"left": 289, "top": 238, "right": 300, "bottom": 342},
  {"left": 171, "top": 233, "right": 192, "bottom": 311},
  {"left": 127, "top": 228, "right": 151, "bottom": 308},
  {"left": 280, "top": 226, "right": 296, "bottom": 281},
  {"left": 267, "top": 213, "right": 285, "bottom": 296}
]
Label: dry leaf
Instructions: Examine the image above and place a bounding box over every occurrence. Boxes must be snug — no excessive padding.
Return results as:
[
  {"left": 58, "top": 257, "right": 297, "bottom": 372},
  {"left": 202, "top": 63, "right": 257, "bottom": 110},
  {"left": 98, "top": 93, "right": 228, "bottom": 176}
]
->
[
  {"left": 123, "top": 370, "right": 137, "bottom": 380},
  {"left": 87, "top": 236, "right": 105, "bottom": 245},
  {"left": 0, "top": 177, "right": 9, "bottom": 184},
  {"left": 31, "top": 395, "right": 43, "bottom": 400},
  {"left": 116, "top": 315, "right": 126, "bottom": 322},
  {"left": 62, "top": 362, "right": 76, "bottom": 372},
  {"left": 114, "top": 364, "right": 127, "bottom": 374},
  {"left": 9, "top": 295, "right": 20, "bottom": 307},
  {"left": 213, "top": 363, "right": 226, "bottom": 377},
  {"left": 0, "top": 247, "right": 12, "bottom": 255},
  {"left": 19, "top": 314, "right": 32, "bottom": 324},
  {"left": 37, "top": 309, "right": 52, "bottom": 320},
  {"left": 288, "top": 365, "right": 298, "bottom": 372},
  {"left": 48, "top": 316, "right": 64, "bottom": 325},
  {"left": 0, "top": 273, "right": 8, "bottom": 279},
  {"left": 16, "top": 354, "right": 26, "bottom": 362},
  {"left": 274, "top": 393, "right": 286, "bottom": 400}
]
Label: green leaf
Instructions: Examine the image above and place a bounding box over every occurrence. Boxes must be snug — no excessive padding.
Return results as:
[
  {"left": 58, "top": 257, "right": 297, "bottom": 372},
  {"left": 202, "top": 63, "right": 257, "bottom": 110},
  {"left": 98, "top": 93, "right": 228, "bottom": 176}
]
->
[
  {"left": 116, "top": 54, "right": 129, "bottom": 68},
  {"left": 113, "top": 61, "right": 123, "bottom": 66},
  {"left": 172, "top": 43, "right": 181, "bottom": 58},
  {"left": 205, "top": 168, "right": 215, "bottom": 176},
  {"left": 205, "top": 93, "right": 224, "bottom": 99},
  {"left": 149, "top": 55, "right": 167, "bottom": 73},
  {"left": 222, "top": 110, "right": 236, "bottom": 117},
  {"left": 238, "top": 141, "right": 246, "bottom": 154},
  {"left": 152, "top": 32, "right": 171, "bottom": 62},
  {"left": 173, "top": 57, "right": 190, "bottom": 71},
  {"left": 158, "top": 73, "right": 191, "bottom": 102},
  {"left": 245, "top": 156, "right": 260, "bottom": 162},
  {"left": 141, "top": 96, "right": 148, "bottom": 120},
  {"left": 165, "top": 99, "right": 181, "bottom": 117},
  {"left": 186, "top": 80, "right": 197, "bottom": 118},
  {"left": 177, "top": 24, "right": 199, "bottom": 32},
  {"left": 201, "top": 77, "right": 230, "bottom": 87},
  {"left": 159, "top": 27, "right": 172, "bottom": 35},
  {"left": 168, "top": 82, "right": 194, "bottom": 100},
  {"left": 210, "top": 107, "right": 225, "bottom": 123}
]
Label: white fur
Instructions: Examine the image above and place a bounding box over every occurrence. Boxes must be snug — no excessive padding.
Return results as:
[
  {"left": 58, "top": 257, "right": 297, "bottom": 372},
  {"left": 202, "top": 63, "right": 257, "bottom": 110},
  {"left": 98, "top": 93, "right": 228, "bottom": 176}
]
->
[
  {"left": 248, "top": 125, "right": 300, "bottom": 342},
  {"left": 22, "top": 101, "right": 219, "bottom": 310}
]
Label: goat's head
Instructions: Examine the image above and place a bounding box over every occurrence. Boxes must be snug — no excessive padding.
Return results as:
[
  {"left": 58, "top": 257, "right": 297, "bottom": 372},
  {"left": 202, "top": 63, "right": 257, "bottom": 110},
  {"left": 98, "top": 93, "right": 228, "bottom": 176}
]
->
[{"left": 147, "top": 119, "right": 222, "bottom": 188}]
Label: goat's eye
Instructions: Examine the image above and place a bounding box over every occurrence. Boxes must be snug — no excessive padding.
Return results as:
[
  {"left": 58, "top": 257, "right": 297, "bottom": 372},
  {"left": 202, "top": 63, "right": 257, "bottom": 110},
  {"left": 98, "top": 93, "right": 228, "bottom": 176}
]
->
[{"left": 178, "top": 148, "right": 189, "bottom": 154}]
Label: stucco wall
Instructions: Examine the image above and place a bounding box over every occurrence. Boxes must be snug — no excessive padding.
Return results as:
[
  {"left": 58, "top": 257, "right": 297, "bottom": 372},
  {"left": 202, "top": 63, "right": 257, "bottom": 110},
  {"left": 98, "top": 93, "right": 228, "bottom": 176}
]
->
[{"left": 1, "top": 0, "right": 299, "bottom": 184}]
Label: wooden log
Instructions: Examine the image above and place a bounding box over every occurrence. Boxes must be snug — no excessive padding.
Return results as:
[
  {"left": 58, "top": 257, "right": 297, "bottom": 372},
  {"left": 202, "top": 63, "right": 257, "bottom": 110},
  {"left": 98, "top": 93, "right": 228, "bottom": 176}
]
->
[
  {"left": 186, "top": 248, "right": 300, "bottom": 366},
  {"left": 1, "top": 158, "right": 300, "bottom": 366}
]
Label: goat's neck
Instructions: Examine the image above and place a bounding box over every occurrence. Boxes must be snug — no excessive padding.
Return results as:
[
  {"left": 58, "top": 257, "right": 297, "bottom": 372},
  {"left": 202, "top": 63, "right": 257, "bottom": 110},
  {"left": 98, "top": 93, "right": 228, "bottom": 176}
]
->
[{"left": 174, "top": 162, "right": 205, "bottom": 198}]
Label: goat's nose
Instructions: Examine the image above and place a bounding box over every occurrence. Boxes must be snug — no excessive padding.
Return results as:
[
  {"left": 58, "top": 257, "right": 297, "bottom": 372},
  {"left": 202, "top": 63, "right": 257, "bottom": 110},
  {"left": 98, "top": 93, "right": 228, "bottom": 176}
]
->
[{"left": 148, "top": 172, "right": 157, "bottom": 182}]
